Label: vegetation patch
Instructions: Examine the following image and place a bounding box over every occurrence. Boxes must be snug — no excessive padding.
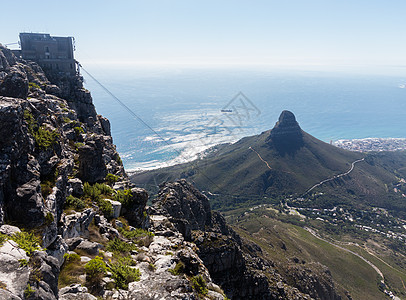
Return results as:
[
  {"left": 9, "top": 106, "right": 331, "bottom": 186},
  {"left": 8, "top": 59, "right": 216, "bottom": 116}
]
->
[
  {"left": 24, "top": 283, "right": 35, "bottom": 298},
  {"left": 114, "top": 189, "right": 133, "bottom": 207},
  {"left": 44, "top": 212, "right": 54, "bottom": 225},
  {"left": 74, "top": 126, "right": 85, "bottom": 136},
  {"left": 63, "top": 117, "right": 71, "bottom": 123},
  {"left": 65, "top": 195, "right": 86, "bottom": 211},
  {"left": 97, "top": 198, "right": 113, "bottom": 217},
  {"left": 84, "top": 256, "right": 108, "bottom": 292},
  {"left": 34, "top": 126, "right": 59, "bottom": 150},
  {"left": 74, "top": 142, "right": 85, "bottom": 150},
  {"left": 191, "top": 275, "right": 208, "bottom": 296},
  {"left": 24, "top": 109, "right": 59, "bottom": 150},
  {"left": 59, "top": 253, "right": 84, "bottom": 288},
  {"left": 0, "top": 233, "right": 8, "bottom": 247},
  {"left": 148, "top": 263, "right": 156, "bottom": 271},
  {"left": 28, "top": 82, "right": 41, "bottom": 90},
  {"left": 109, "top": 259, "right": 140, "bottom": 290},
  {"left": 168, "top": 261, "right": 185, "bottom": 276},
  {"left": 11, "top": 231, "right": 41, "bottom": 256},
  {"left": 117, "top": 227, "right": 154, "bottom": 247},
  {"left": 106, "top": 238, "right": 138, "bottom": 255},
  {"left": 83, "top": 182, "right": 113, "bottom": 202},
  {"left": 105, "top": 173, "right": 118, "bottom": 186}
]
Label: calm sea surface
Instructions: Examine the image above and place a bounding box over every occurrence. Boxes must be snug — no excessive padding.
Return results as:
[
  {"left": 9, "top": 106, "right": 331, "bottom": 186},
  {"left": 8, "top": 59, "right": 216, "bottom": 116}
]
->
[{"left": 83, "top": 66, "right": 406, "bottom": 171}]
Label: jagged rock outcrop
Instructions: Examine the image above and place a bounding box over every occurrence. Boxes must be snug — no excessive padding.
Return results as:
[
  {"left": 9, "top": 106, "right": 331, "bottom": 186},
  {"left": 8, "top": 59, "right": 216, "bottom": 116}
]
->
[
  {"left": 120, "top": 187, "right": 149, "bottom": 227},
  {"left": 154, "top": 180, "right": 212, "bottom": 240},
  {"left": 267, "top": 110, "right": 304, "bottom": 154}
]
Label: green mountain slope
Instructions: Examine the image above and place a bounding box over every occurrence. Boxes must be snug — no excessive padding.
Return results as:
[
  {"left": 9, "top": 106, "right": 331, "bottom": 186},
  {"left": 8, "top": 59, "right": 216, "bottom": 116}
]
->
[{"left": 131, "top": 111, "right": 406, "bottom": 216}]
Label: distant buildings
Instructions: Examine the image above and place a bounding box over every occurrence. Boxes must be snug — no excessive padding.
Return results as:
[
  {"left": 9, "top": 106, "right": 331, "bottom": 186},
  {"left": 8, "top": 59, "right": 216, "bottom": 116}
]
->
[
  {"left": 12, "top": 33, "right": 77, "bottom": 75},
  {"left": 334, "top": 138, "right": 406, "bottom": 152}
]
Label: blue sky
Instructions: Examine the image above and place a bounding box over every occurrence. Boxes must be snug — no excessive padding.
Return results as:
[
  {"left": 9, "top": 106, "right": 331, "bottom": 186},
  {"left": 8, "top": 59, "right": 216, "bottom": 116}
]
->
[{"left": 2, "top": 0, "right": 406, "bottom": 68}]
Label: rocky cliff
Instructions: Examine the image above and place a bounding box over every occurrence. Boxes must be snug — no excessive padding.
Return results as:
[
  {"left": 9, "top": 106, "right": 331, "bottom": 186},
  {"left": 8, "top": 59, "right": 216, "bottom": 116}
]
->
[{"left": 0, "top": 44, "right": 230, "bottom": 300}]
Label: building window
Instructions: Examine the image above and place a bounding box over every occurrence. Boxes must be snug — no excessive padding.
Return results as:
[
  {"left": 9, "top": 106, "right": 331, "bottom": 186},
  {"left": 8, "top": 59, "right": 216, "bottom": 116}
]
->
[
  {"left": 70, "top": 63, "right": 73, "bottom": 69},
  {"left": 45, "top": 46, "right": 49, "bottom": 52},
  {"left": 56, "top": 64, "right": 59, "bottom": 70}
]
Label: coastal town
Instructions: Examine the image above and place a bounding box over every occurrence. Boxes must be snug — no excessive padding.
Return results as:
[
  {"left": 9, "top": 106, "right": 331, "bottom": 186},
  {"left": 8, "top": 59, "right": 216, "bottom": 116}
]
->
[{"left": 334, "top": 138, "right": 406, "bottom": 152}]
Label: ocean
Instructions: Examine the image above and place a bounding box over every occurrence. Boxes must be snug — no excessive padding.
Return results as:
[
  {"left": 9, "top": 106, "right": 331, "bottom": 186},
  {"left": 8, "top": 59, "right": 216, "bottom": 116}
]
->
[{"left": 83, "top": 65, "right": 406, "bottom": 171}]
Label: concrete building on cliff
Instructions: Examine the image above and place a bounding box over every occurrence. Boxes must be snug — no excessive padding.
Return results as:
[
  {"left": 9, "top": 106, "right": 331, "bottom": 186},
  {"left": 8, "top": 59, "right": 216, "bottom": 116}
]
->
[{"left": 12, "top": 33, "right": 77, "bottom": 75}]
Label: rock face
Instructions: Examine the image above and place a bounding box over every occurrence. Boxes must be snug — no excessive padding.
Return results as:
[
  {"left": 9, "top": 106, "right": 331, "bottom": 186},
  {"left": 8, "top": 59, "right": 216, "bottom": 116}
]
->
[
  {"left": 121, "top": 187, "right": 149, "bottom": 227},
  {"left": 267, "top": 110, "right": 304, "bottom": 154},
  {"left": 154, "top": 180, "right": 212, "bottom": 240},
  {"left": 0, "top": 44, "right": 125, "bottom": 230},
  {"left": 0, "top": 240, "right": 30, "bottom": 298},
  {"left": 0, "top": 44, "right": 130, "bottom": 299}
]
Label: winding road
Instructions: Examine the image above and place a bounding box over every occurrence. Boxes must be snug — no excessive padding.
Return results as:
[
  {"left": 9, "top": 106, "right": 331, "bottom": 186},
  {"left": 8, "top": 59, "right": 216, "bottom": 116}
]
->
[
  {"left": 304, "top": 227, "right": 403, "bottom": 299},
  {"left": 304, "top": 227, "right": 384, "bottom": 280},
  {"left": 303, "top": 158, "right": 365, "bottom": 195}
]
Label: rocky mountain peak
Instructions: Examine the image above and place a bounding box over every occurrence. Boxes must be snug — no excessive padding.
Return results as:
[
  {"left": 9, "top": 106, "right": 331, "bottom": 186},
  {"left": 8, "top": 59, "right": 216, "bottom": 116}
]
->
[{"left": 267, "top": 110, "right": 303, "bottom": 154}]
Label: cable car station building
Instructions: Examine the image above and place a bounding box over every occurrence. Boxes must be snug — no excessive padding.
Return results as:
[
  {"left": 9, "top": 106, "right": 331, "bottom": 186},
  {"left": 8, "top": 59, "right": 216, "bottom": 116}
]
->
[{"left": 12, "top": 33, "right": 77, "bottom": 76}]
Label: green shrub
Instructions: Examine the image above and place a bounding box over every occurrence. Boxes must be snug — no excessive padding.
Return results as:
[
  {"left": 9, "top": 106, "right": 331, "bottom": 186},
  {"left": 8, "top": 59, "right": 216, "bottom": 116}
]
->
[
  {"left": 34, "top": 126, "right": 59, "bottom": 149},
  {"left": 63, "top": 252, "right": 81, "bottom": 263},
  {"left": 11, "top": 231, "right": 41, "bottom": 257},
  {"left": 106, "top": 238, "right": 138, "bottom": 254},
  {"left": 117, "top": 227, "right": 154, "bottom": 240},
  {"left": 84, "top": 256, "right": 108, "bottom": 292},
  {"left": 109, "top": 259, "right": 140, "bottom": 290},
  {"left": 65, "top": 195, "right": 86, "bottom": 210},
  {"left": 45, "top": 212, "right": 54, "bottom": 225},
  {"left": 28, "top": 82, "right": 41, "bottom": 90},
  {"left": 63, "top": 117, "right": 71, "bottom": 123},
  {"left": 0, "top": 233, "right": 9, "bottom": 247},
  {"left": 24, "top": 110, "right": 59, "bottom": 149},
  {"left": 114, "top": 189, "right": 133, "bottom": 207},
  {"left": 83, "top": 182, "right": 101, "bottom": 201},
  {"left": 191, "top": 275, "right": 208, "bottom": 295},
  {"left": 117, "top": 227, "right": 154, "bottom": 247},
  {"left": 105, "top": 173, "right": 118, "bottom": 186},
  {"left": 24, "top": 283, "right": 35, "bottom": 298},
  {"left": 82, "top": 183, "right": 114, "bottom": 217},
  {"left": 74, "top": 142, "right": 85, "bottom": 150},
  {"left": 98, "top": 198, "right": 113, "bottom": 217},
  {"left": 168, "top": 261, "right": 185, "bottom": 276},
  {"left": 74, "top": 126, "right": 84, "bottom": 135},
  {"left": 23, "top": 109, "right": 37, "bottom": 134},
  {"left": 19, "top": 259, "right": 29, "bottom": 267},
  {"left": 95, "top": 183, "right": 114, "bottom": 196},
  {"left": 84, "top": 256, "right": 108, "bottom": 278},
  {"left": 83, "top": 183, "right": 113, "bottom": 202}
]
